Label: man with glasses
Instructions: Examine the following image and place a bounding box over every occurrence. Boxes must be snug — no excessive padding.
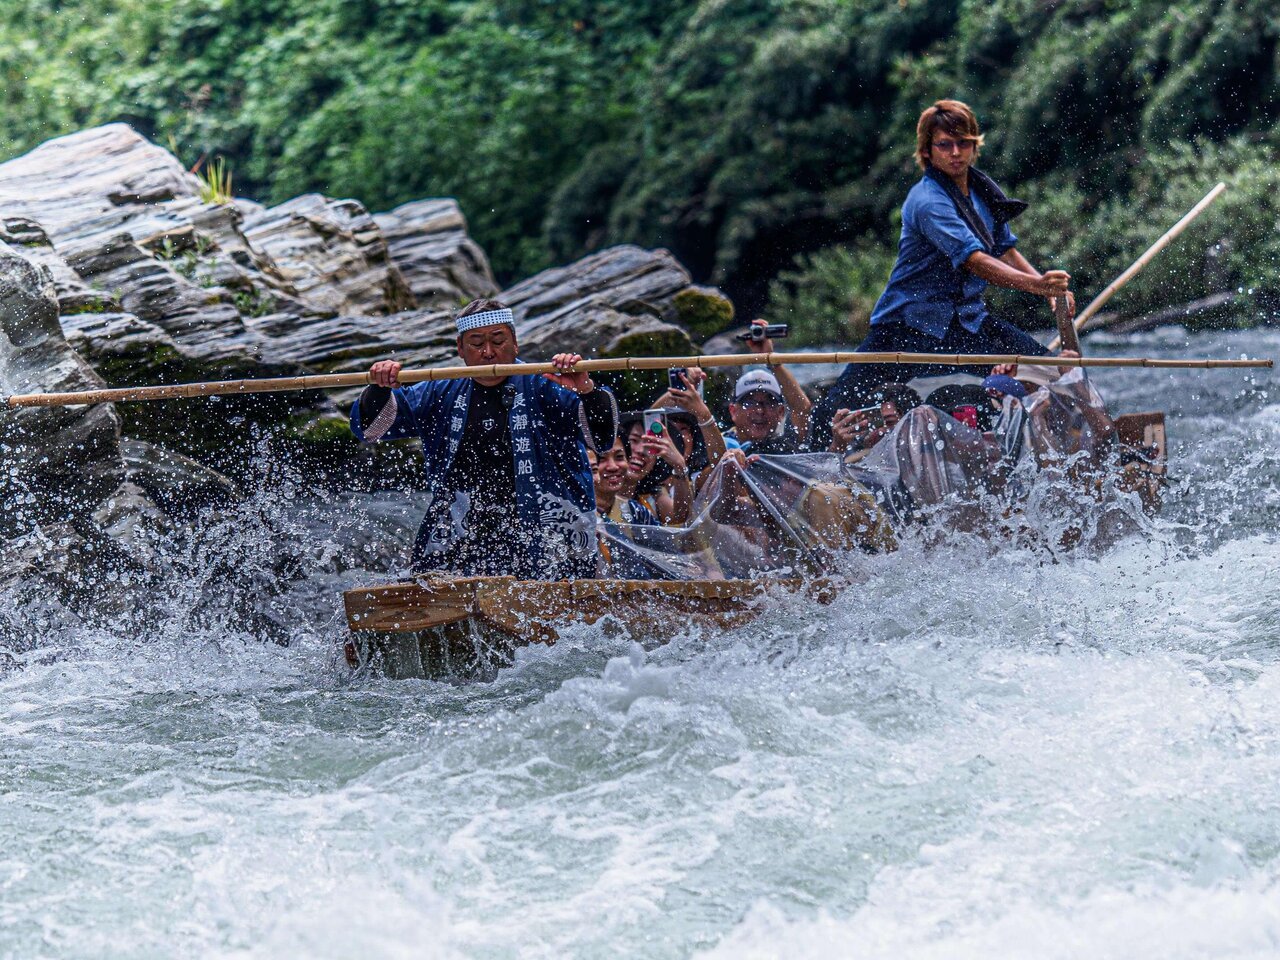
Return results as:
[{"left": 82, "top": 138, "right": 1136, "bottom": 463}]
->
[
  {"left": 809, "top": 98, "right": 1074, "bottom": 451},
  {"left": 724, "top": 370, "right": 801, "bottom": 455},
  {"left": 350, "top": 298, "right": 618, "bottom": 579}
]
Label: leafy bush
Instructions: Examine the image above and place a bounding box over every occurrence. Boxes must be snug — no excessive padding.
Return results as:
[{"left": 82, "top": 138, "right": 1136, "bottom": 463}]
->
[
  {"left": 2, "top": 0, "right": 1280, "bottom": 329},
  {"left": 765, "top": 238, "right": 897, "bottom": 346}
]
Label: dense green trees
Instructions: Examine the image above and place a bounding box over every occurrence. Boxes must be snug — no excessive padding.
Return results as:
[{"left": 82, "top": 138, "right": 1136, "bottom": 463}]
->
[{"left": 3, "top": 0, "right": 1279, "bottom": 337}]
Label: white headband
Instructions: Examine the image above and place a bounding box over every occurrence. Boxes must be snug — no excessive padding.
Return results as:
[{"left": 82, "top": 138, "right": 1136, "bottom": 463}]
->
[{"left": 456, "top": 307, "right": 514, "bottom": 333}]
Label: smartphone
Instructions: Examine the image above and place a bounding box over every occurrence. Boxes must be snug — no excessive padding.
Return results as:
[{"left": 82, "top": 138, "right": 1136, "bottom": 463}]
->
[
  {"left": 847, "top": 405, "right": 883, "bottom": 429},
  {"left": 642, "top": 408, "right": 666, "bottom": 435},
  {"left": 667, "top": 367, "right": 704, "bottom": 397},
  {"left": 736, "top": 323, "right": 790, "bottom": 343}
]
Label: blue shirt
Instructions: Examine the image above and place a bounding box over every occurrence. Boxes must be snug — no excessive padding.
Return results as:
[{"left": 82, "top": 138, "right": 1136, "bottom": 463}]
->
[
  {"left": 349, "top": 374, "right": 606, "bottom": 579},
  {"left": 868, "top": 176, "right": 1017, "bottom": 339}
]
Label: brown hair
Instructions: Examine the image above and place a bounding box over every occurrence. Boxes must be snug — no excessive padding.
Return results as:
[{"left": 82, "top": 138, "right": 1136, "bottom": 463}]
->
[{"left": 915, "top": 99, "right": 984, "bottom": 170}]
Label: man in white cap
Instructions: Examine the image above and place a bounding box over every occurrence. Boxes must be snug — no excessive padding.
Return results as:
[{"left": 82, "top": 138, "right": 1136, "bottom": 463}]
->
[
  {"left": 722, "top": 318, "right": 814, "bottom": 455},
  {"left": 724, "top": 369, "right": 805, "bottom": 456},
  {"left": 349, "top": 298, "right": 619, "bottom": 579}
]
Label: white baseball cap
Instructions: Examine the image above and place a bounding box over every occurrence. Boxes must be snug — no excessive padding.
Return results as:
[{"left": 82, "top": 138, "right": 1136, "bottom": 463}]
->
[{"left": 734, "top": 369, "right": 783, "bottom": 400}]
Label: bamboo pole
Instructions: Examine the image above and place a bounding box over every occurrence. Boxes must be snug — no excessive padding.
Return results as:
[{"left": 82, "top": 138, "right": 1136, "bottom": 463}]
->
[
  {"left": 3, "top": 351, "right": 1271, "bottom": 409},
  {"left": 1048, "top": 182, "right": 1227, "bottom": 351}
]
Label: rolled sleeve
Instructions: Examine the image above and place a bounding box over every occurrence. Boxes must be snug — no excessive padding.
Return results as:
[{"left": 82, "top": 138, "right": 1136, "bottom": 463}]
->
[
  {"left": 993, "top": 220, "right": 1018, "bottom": 257},
  {"left": 914, "top": 193, "right": 986, "bottom": 269},
  {"left": 578, "top": 386, "right": 618, "bottom": 452},
  {"left": 349, "top": 384, "right": 422, "bottom": 443}
]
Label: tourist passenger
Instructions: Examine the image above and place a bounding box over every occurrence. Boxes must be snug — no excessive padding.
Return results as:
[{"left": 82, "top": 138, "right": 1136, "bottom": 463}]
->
[
  {"left": 810, "top": 98, "right": 1074, "bottom": 450},
  {"left": 588, "top": 439, "right": 665, "bottom": 579},
  {"left": 739, "top": 319, "right": 812, "bottom": 441},
  {"left": 619, "top": 416, "right": 693, "bottom": 524},
  {"left": 350, "top": 298, "right": 618, "bottom": 579},
  {"left": 588, "top": 440, "right": 661, "bottom": 526},
  {"left": 829, "top": 383, "right": 924, "bottom": 454},
  {"left": 724, "top": 370, "right": 803, "bottom": 455}
]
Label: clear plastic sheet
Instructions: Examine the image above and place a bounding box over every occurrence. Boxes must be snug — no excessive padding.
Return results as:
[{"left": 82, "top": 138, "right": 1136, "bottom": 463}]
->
[
  {"left": 593, "top": 369, "right": 1131, "bottom": 578},
  {"left": 597, "top": 453, "right": 895, "bottom": 580}
]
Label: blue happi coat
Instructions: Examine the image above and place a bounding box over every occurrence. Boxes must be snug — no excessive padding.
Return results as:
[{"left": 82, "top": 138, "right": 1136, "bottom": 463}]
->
[{"left": 350, "top": 373, "right": 602, "bottom": 579}]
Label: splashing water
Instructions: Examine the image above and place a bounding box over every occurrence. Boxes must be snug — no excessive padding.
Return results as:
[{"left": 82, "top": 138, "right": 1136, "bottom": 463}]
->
[{"left": 2, "top": 330, "right": 1279, "bottom": 959}]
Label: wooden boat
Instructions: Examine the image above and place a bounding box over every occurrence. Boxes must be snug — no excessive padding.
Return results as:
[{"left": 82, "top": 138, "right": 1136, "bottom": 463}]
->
[
  {"left": 343, "top": 411, "right": 1167, "bottom": 680},
  {"left": 343, "top": 576, "right": 829, "bottom": 680},
  {"left": 1114, "top": 411, "right": 1167, "bottom": 512}
]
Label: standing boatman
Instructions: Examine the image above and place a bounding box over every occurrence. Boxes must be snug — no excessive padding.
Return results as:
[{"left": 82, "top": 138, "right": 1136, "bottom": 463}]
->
[
  {"left": 350, "top": 298, "right": 618, "bottom": 579},
  {"left": 809, "top": 99, "right": 1074, "bottom": 450}
]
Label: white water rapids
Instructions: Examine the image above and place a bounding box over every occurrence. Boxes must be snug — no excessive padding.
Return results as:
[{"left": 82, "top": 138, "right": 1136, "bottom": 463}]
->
[{"left": 2, "top": 329, "right": 1279, "bottom": 959}]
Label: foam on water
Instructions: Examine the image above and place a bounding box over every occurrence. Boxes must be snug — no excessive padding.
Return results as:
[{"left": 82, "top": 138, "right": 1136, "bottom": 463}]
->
[{"left": 2, "top": 330, "right": 1279, "bottom": 959}]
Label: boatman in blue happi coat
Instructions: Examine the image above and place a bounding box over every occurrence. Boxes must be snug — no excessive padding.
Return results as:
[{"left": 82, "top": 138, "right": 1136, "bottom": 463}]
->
[
  {"left": 809, "top": 99, "right": 1075, "bottom": 451},
  {"left": 350, "top": 298, "right": 619, "bottom": 580}
]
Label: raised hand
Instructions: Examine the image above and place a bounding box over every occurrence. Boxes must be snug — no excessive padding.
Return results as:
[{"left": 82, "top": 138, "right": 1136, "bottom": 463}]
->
[
  {"left": 543, "top": 353, "right": 595, "bottom": 394},
  {"left": 369, "top": 359, "right": 402, "bottom": 388},
  {"left": 644, "top": 430, "right": 687, "bottom": 472},
  {"left": 745, "top": 319, "right": 773, "bottom": 355},
  {"left": 829, "top": 408, "right": 859, "bottom": 453},
  {"left": 662, "top": 371, "right": 713, "bottom": 422}
]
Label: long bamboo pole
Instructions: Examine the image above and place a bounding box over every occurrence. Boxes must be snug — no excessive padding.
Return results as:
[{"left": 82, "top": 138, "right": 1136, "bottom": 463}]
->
[
  {"left": 3, "top": 351, "right": 1271, "bottom": 409},
  {"left": 1048, "top": 182, "right": 1227, "bottom": 351}
]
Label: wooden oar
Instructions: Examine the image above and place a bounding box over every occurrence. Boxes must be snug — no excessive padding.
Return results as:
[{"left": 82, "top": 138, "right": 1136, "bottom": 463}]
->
[
  {"left": 1048, "top": 182, "right": 1227, "bottom": 351},
  {"left": 4, "top": 351, "right": 1271, "bottom": 408},
  {"left": 1053, "top": 295, "right": 1081, "bottom": 356}
]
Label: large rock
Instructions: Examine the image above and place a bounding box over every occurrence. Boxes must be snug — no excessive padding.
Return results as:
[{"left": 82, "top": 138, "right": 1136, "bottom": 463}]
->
[
  {"left": 0, "top": 238, "right": 239, "bottom": 552},
  {"left": 373, "top": 199, "right": 498, "bottom": 309},
  {"left": 241, "top": 193, "right": 416, "bottom": 317},
  {"left": 241, "top": 244, "right": 717, "bottom": 385},
  {"left": 501, "top": 245, "right": 717, "bottom": 356},
  {"left": 244, "top": 308, "right": 456, "bottom": 373},
  {"left": 0, "top": 125, "right": 289, "bottom": 372},
  {"left": 0, "top": 238, "right": 125, "bottom": 533}
]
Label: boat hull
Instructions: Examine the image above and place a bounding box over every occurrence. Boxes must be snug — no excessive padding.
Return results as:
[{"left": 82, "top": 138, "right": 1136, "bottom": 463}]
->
[{"left": 343, "top": 576, "right": 821, "bottom": 680}]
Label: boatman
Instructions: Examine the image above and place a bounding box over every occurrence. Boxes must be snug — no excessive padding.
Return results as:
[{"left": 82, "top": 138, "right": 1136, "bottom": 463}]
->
[
  {"left": 809, "top": 99, "right": 1075, "bottom": 451},
  {"left": 350, "top": 298, "right": 619, "bottom": 580}
]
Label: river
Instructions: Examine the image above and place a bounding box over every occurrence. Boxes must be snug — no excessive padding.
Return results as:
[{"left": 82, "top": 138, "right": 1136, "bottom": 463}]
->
[{"left": 2, "top": 328, "right": 1278, "bottom": 959}]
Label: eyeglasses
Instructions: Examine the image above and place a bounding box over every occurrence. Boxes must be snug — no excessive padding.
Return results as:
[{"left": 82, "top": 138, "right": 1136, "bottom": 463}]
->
[
  {"left": 737, "top": 397, "right": 784, "bottom": 410},
  {"left": 931, "top": 138, "right": 975, "bottom": 154}
]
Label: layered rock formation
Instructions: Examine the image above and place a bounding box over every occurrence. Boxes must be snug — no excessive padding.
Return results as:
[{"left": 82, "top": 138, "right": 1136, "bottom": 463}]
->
[{"left": 373, "top": 198, "right": 498, "bottom": 309}]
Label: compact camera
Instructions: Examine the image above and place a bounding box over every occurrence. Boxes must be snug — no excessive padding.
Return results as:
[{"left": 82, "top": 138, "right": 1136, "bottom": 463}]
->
[{"left": 736, "top": 323, "right": 790, "bottom": 343}]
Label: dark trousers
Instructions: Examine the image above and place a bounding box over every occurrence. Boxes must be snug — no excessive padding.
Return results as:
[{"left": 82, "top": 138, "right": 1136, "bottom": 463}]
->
[{"left": 808, "top": 317, "right": 1048, "bottom": 451}]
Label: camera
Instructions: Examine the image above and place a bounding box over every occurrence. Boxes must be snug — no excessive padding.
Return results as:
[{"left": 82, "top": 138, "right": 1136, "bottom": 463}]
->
[{"left": 736, "top": 323, "right": 789, "bottom": 343}]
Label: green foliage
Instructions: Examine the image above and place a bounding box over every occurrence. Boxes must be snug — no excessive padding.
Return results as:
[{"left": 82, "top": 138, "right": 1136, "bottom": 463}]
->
[
  {"left": 765, "top": 238, "right": 898, "bottom": 346},
  {"left": 3, "top": 0, "right": 1280, "bottom": 326},
  {"left": 673, "top": 288, "right": 735, "bottom": 341},
  {"left": 196, "top": 155, "right": 233, "bottom": 205}
]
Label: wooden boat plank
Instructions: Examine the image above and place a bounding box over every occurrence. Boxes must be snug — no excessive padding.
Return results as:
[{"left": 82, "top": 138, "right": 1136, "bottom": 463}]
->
[{"left": 343, "top": 578, "right": 483, "bottom": 632}]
